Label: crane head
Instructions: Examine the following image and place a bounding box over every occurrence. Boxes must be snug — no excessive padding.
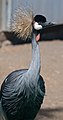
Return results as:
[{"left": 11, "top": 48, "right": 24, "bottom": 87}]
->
[
  {"left": 33, "top": 15, "right": 46, "bottom": 30},
  {"left": 33, "top": 15, "right": 46, "bottom": 41}
]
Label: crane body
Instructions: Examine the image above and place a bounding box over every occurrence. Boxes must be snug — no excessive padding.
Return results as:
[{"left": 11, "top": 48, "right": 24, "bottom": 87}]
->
[{"left": 0, "top": 14, "right": 46, "bottom": 120}]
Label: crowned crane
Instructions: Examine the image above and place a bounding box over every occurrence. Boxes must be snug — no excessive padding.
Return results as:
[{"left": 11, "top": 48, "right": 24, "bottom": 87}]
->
[{"left": 0, "top": 12, "right": 47, "bottom": 120}]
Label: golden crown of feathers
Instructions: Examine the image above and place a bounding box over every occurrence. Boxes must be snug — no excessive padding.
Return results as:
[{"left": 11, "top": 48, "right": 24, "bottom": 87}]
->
[{"left": 12, "top": 8, "right": 34, "bottom": 40}]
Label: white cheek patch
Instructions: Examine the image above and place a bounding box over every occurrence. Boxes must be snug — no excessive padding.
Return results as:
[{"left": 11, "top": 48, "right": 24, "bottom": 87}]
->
[{"left": 34, "top": 22, "right": 42, "bottom": 30}]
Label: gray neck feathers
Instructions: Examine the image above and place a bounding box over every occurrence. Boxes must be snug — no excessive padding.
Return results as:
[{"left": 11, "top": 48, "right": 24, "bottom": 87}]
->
[{"left": 28, "top": 34, "right": 41, "bottom": 79}]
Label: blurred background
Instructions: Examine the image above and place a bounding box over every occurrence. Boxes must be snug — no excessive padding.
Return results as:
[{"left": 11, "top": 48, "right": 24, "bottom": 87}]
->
[
  {"left": 0, "top": 0, "right": 63, "bottom": 31},
  {"left": 0, "top": 0, "right": 63, "bottom": 43},
  {"left": 0, "top": 1, "right": 63, "bottom": 120}
]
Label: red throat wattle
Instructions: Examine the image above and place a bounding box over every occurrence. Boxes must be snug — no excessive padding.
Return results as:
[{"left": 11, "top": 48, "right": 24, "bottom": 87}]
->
[{"left": 36, "top": 34, "right": 40, "bottom": 41}]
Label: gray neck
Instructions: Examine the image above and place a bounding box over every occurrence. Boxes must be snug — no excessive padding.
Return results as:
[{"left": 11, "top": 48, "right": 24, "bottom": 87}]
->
[{"left": 28, "top": 34, "right": 41, "bottom": 79}]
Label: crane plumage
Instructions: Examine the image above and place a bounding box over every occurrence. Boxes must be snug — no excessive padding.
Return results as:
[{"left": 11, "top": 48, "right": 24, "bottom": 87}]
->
[{"left": 0, "top": 9, "right": 46, "bottom": 120}]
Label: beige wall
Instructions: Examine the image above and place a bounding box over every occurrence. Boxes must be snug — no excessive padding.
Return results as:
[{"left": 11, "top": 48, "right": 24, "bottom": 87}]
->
[
  {"left": 0, "top": 0, "right": 2, "bottom": 29},
  {"left": 0, "top": 0, "right": 12, "bottom": 31}
]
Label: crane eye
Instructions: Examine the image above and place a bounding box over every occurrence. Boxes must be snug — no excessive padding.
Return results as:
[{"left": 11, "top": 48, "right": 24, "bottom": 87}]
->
[{"left": 34, "top": 22, "right": 42, "bottom": 30}]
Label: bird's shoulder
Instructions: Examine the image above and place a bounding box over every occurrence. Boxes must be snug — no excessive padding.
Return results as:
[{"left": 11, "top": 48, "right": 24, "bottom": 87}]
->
[{"left": 1, "top": 69, "right": 28, "bottom": 97}]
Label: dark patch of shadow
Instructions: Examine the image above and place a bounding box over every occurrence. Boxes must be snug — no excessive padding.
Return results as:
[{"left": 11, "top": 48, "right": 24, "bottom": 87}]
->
[
  {"left": 3, "top": 23, "right": 63, "bottom": 45},
  {"left": 3, "top": 31, "right": 31, "bottom": 45},
  {"left": 40, "top": 23, "right": 63, "bottom": 41},
  {"left": 35, "top": 107, "right": 63, "bottom": 120},
  {"left": 4, "top": 30, "right": 63, "bottom": 46}
]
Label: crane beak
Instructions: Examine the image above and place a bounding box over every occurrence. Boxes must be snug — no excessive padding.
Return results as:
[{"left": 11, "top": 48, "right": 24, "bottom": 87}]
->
[
  {"left": 42, "top": 21, "right": 55, "bottom": 28},
  {"left": 34, "top": 22, "right": 43, "bottom": 30}
]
